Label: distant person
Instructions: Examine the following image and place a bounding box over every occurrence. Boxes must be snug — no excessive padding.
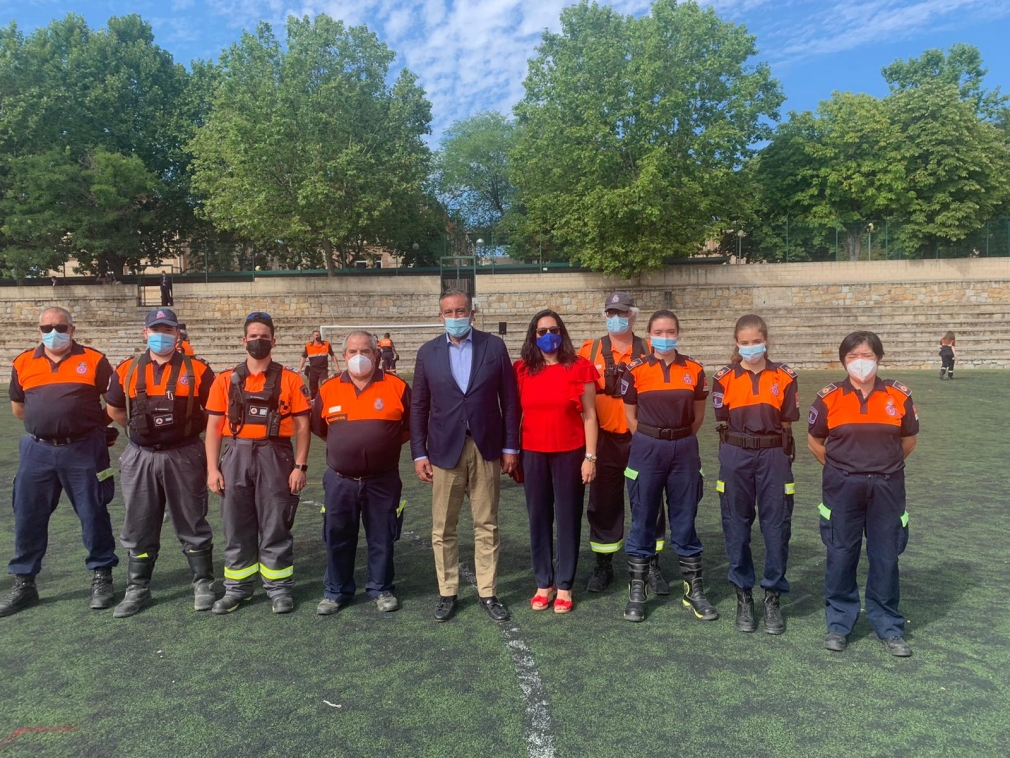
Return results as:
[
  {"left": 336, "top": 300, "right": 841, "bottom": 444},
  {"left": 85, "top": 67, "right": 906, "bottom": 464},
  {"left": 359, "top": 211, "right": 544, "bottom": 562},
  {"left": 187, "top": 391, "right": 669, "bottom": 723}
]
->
[
  {"left": 1, "top": 307, "right": 119, "bottom": 617},
  {"left": 312, "top": 331, "right": 411, "bottom": 615},
  {"left": 51, "top": 275, "right": 58, "bottom": 287},
  {"left": 105, "top": 309, "right": 217, "bottom": 617},
  {"left": 711, "top": 315, "right": 798, "bottom": 635},
  {"left": 377, "top": 332, "right": 399, "bottom": 373},
  {"left": 808, "top": 331, "right": 918, "bottom": 657},
  {"left": 410, "top": 289, "right": 520, "bottom": 623},
  {"left": 160, "top": 272, "right": 173, "bottom": 306},
  {"left": 204, "top": 312, "right": 312, "bottom": 614},
  {"left": 298, "top": 330, "right": 338, "bottom": 399},
  {"left": 176, "top": 323, "right": 195, "bottom": 356},
  {"left": 621, "top": 310, "right": 714, "bottom": 623},
  {"left": 939, "top": 331, "right": 956, "bottom": 380},
  {"left": 514, "top": 310, "right": 598, "bottom": 614}
]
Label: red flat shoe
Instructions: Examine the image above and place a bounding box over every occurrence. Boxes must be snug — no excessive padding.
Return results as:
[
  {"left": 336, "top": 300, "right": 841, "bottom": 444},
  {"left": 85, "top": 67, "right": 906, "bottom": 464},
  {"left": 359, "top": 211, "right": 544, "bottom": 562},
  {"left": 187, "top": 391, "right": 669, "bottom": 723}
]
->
[
  {"left": 530, "top": 587, "right": 557, "bottom": 611},
  {"left": 554, "top": 597, "right": 573, "bottom": 614}
]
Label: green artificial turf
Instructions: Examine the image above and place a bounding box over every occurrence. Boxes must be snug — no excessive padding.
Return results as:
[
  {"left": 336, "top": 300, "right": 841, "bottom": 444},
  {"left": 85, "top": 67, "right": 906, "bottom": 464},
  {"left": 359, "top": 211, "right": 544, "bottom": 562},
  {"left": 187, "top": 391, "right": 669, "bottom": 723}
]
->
[{"left": 0, "top": 371, "right": 1007, "bottom": 757}]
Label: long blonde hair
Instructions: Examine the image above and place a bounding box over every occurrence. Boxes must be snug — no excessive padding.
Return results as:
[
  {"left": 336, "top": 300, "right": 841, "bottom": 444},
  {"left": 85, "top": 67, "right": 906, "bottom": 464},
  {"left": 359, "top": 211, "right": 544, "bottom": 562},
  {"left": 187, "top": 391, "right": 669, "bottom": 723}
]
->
[{"left": 731, "top": 314, "right": 770, "bottom": 364}]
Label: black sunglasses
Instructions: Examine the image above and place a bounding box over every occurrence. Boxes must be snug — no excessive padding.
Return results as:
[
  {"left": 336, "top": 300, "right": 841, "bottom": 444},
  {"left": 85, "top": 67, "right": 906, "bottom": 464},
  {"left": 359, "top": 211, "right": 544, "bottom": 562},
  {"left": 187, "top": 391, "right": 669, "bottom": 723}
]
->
[
  {"left": 39, "top": 324, "right": 71, "bottom": 334},
  {"left": 536, "top": 327, "right": 561, "bottom": 336},
  {"left": 245, "top": 311, "right": 273, "bottom": 322}
]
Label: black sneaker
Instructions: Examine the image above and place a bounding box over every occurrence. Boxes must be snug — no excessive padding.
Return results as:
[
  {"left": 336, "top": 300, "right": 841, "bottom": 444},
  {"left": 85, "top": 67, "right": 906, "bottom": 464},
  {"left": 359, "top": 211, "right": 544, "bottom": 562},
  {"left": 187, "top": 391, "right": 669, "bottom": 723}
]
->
[
  {"left": 90, "top": 568, "right": 115, "bottom": 610},
  {"left": 0, "top": 576, "right": 39, "bottom": 617}
]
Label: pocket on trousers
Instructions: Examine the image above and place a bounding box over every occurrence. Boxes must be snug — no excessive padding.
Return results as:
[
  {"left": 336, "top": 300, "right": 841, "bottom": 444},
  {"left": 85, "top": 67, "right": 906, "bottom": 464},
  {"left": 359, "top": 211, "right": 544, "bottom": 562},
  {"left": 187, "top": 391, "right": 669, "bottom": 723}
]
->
[
  {"left": 696, "top": 469, "right": 705, "bottom": 505},
  {"left": 897, "top": 511, "right": 909, "bottom": 555},
  {"left": 818, "top": 503, "right": 832, "bottom": 549}
]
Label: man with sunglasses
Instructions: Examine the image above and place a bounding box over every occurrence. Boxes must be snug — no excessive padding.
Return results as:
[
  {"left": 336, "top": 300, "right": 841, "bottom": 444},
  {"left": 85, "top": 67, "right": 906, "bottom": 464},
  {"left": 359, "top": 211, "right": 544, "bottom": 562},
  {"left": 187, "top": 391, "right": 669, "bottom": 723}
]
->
[
  {"left": 2, "top": 307, "right": 119, "bottom": 617},
  {"left": 204, "top": 312, "right": 312, "bottom": 614},
  {"left": 411, "top": 289, "right": 520, "bottom": 623},
  {"left": 105, "top": 309, "right": 217, "bottom": 617}
]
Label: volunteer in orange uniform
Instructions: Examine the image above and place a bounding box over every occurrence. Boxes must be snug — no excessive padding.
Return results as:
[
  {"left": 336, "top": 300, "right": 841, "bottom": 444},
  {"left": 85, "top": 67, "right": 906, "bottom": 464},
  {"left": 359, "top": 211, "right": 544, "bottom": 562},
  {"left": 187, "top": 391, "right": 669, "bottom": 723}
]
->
[
  {"left": 205, "top": 312, "right": 312, "bottom": 614},
  {"left": 621, "top": 310, "right": 714, "bottom": 623},
  {"left": 312, "top": 331, "right": 411, "bottom": 615},
  {"left": 578, "top": 291, "right": 669, "bottom": 595},
  {"left": 711, "top": 315, "right": 798, "bottom": 635},
  {"left": 809, "top": 331, "right": 918, "bottom": 657},
  {"left": 299, "top": 330, "right": 339, "bottom": 399},
  {"left": 377, "top": 333, "right": 399, "bottom": 373},
  {"left": 2, "top": 306, "right": 118, "bottom": 617},
  {"left": 106, "top": 308, "right": 217, "bottom": 617},
  {"left": 515, "top": 310, "right": 598, "bottom": 614}
]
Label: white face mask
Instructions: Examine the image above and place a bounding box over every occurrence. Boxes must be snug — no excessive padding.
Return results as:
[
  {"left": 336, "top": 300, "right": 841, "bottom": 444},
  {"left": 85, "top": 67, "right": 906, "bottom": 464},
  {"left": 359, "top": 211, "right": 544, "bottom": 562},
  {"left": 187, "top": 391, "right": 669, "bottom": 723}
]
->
[
  {"left": 347, "top": 354, "right": 373, "bottom": 376},
  {"left": 846, "top": 358, "right": 877, "bottom": 382}
]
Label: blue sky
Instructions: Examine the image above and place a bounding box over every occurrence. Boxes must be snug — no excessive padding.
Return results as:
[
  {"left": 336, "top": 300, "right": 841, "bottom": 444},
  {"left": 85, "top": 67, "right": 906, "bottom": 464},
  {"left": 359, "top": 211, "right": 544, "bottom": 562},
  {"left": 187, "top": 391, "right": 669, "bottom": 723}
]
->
[{"left": 3, "top": 0, "right": 1009, "bottom": 143}]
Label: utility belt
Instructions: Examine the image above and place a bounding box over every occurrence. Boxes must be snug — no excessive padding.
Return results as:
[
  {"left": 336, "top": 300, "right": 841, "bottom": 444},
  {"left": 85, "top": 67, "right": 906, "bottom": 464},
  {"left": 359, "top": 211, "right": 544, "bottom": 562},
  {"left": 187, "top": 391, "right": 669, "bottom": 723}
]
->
[
  {"left": 717, "top": 424, "right": 795, "bottom": 460},
  {"left": 636, "top": 423, "right": 692, "bottom": 441},
  {"left": 333, "top": 468, "right": 391, "bottom": 482},
  {"left": 32, "top": 432, "right": 94, "bottom": 446}
]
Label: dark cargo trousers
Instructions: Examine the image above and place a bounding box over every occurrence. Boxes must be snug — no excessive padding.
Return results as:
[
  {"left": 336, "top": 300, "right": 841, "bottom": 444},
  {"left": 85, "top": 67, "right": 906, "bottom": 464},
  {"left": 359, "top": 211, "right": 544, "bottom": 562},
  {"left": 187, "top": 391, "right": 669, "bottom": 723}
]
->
[
  {"left": 118, "top": 438, "right": 213, "bottom": 559},
  {"left": 9, "top": 430, "right": 118, "bottom": 576},
  {"left": 218, "top": 438, "right": 299, "bottom": 599}
]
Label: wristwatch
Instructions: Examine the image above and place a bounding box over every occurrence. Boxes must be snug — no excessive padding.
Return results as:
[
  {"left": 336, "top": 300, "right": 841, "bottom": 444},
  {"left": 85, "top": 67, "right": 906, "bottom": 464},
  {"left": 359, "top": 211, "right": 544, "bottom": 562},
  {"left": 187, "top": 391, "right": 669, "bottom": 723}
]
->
[
  {"left": 584, "top": 454, "right": 598, "bottom": 463},
  {"left": 293, "top": 464, "right": 308, "bottom": 472}
]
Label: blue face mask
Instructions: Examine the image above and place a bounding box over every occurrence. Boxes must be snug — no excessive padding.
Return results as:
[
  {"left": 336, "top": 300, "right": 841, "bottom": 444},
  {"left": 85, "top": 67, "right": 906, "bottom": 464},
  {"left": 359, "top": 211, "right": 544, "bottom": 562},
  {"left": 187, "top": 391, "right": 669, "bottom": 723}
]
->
[
  {"left": 606, "top": 315, "right": 630, "bottom": 335},
  {"left": 445, "top": 317, "right": 472, "bottom": 339},
  {"left": 147, "top": 333, "right": 177, "bottom": 356},
  {"left": 536, "top": 332, "right": 563, "bottom": 354},
  {"left": 651, "top": 336, "right": 678, "bottom": 355},
  {"left": 737, "top": 343, "right": 767, "bottom": 363},
  {"left": 42, "top": 330, "right": 71, "bottom": 351}
]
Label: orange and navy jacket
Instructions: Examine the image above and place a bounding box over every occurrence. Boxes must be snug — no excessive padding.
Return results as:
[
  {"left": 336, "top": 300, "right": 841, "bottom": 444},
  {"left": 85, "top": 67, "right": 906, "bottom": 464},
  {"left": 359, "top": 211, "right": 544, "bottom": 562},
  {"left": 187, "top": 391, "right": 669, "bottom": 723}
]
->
[
  {"left": 9, "top": 342, "right": 113, "bottom": 438},
  {"left": 106, "top": 351, "right": 216, "bottom": 446},
  {"left": 579, "top": 336, "right": 650, "bottom": 434},
  {"left": 808, "top": 377, "right": 918, "bottom": 474},
  {"left": 711, "top": 361, "right": 799, "bottom": 435},
  {"left": 303, "top": 341, "right": 333, "bottom": 370},
  {"left": 377, "top": 338, "right": 395, "bottom": 355},
  {"left": 311, "top": 370, "right": 411, "bottom": 477},
  {"left": 205, "top": 364, "right": 311, "bottom": 439},
  {"left": 621, "top": 353, "right": 708, "bottom": 431}
]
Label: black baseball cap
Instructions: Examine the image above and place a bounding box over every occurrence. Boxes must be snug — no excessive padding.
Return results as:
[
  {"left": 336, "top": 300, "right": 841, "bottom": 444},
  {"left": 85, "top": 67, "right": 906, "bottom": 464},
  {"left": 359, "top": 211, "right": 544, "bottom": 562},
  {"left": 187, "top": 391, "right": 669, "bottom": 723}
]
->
[
  {"left": 145, "top": 308, "right": 179, "bottom": 328},
  {"left": 604, "top": 292, "right": 635, "bottom": 313}
]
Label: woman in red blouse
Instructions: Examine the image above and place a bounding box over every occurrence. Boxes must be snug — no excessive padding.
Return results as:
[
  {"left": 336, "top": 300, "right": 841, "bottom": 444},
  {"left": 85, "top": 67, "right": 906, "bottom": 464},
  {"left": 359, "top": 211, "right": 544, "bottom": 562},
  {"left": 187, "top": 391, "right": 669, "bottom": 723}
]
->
[{"left": 514, "top": 309, "right": 599, "bottom": 613}]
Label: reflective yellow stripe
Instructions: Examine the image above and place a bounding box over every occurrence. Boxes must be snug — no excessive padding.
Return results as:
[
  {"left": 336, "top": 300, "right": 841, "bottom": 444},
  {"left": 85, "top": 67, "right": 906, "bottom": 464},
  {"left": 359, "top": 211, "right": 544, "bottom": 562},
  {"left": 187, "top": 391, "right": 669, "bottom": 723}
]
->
[
  {"left": 655, "top": 540, "right": 665, "bottom": 552},
  {"left": 900, "top": 511, "right": 909, "bottom": 527},
  {"left": 699, "top": 468, "right": 704, "bottom": 478},
  {"left": 97, "top": 468, "right": 115, "bottom": 482},
  {"left": 135, "top": 553, "right": 149, "bottom": 559},
  {"left": 624, "top": 468, "right": 638, "bottom": 481},
  {"left": 785, "top": 483, "right": 795, "bottom": 495},
  {"left": 320, "top": 505, "right": 326, "bottom": 514},
  {"left": 818, "top": 503, "right": 831, "bottom": 520},
  {"left": 224, "top": 563, "right": 260, "bottom": 580},
  {"left": 396, "top": 499, "right": 406, "bottom": 518},
  {"left": 715, "top": 480, "right": 725, "bottom": 493},
  {"left": 260, "top": 564, "right": 293, "bottom": 580},
  {"left": 590, "top": 540, "right": 624, "bottom": 554}
]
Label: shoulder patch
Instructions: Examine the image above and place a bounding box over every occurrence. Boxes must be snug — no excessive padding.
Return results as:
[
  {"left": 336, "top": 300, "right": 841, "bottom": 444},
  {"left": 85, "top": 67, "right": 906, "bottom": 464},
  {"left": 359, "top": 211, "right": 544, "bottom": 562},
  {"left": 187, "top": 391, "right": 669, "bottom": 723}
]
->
[
  {"left": 887, "top": 380, "right": 911, "bottom": 397},
  {"left": 714, "top": 366, "right": 731, "bottom": 381},
  {"left": 817, "top": 383, "right": 838, "bottom": 398},
  {"left": 779, "top": 364, "right": 797, "bottom": 378}
]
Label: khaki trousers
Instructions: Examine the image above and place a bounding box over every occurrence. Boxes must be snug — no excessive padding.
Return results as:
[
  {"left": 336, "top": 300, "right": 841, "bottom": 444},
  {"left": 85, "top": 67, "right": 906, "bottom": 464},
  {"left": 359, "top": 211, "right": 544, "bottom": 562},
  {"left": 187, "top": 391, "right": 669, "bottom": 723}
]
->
[{"left": 431, "top": 437, "right": 501, "bottom": 597}]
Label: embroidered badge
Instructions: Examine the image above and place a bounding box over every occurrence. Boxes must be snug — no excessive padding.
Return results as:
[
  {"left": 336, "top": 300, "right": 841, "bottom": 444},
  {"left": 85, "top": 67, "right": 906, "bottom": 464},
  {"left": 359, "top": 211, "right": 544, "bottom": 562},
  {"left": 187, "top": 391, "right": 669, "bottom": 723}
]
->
[
  {"left": 712, "top": 393, "right": 724, "bottom": 409},
  {"left": 885, "top": 399, "right": 898, "bottom": 417},
  {"left": 76, "top": 362, "right": 88, "bottom": 375},
  {"left": 771, "top": 383, "right": 780, "bottom": 397},
  {"left": 808, "top": 408, "right": 819, "bottom": 425},
  {"left": 374, "top": 398, "right": 385, "bottom": 411},
  {"left": 328, "top": 406, "right": 342, "bottom": 414},
  {"left": 179, "top": 373, "right": 190, "bottom": 386},
  {"left": 683, "top": 373, "right": 693, "bottom": 386}
]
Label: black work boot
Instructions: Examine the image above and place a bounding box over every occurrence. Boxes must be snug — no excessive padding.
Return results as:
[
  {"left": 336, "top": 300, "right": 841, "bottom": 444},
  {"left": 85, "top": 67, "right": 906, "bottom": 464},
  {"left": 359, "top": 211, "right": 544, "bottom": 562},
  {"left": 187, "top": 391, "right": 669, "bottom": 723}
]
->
[
  {"left": 734, "top": 587, "right": 756, "bottom": 633},
  {"left": 679, "top": 555, "right": 719, "bottom": 621},
  {"left": 939, "top": 368, "right": 946, "bottom": 379},
  {"left": 623, "top": 558, "right": 650, "bottom": 622},
  {"left": 90, "top": 567, "right": 115, "bottom": 610},
  {"left": 763, "top": 590, "right": 785, "bottom": 635},
  {"left": 0, "top": 575, "right": 39, "bottom": 617},
  {"left": 113, "top": 557, "right": 154, "bottom": 617},
  {"left": 647, "top": 554, "right": 670, "bottom": 595},
  {"left": 586, "top": 553, "right": 614, "bottom": 593},
  {"left": 186, "top": 548, "right": 216, "bottom": 612}
]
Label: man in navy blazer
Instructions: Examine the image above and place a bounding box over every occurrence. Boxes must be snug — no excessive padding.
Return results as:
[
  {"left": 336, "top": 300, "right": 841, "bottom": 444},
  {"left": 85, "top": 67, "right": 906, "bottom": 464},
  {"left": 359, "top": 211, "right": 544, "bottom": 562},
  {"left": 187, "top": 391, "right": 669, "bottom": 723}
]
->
[{"left": 411, "top": 289, "right": 520, "bottom": 623}]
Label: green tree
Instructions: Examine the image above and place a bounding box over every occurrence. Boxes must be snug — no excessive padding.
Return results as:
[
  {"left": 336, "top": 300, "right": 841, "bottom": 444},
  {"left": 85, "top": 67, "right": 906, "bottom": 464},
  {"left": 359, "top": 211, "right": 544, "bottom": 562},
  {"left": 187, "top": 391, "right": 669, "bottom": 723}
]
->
[
  {"left": 511, "top": 0, "right": 782, "bottom": 275},
  {"left": 889, "top": 81, "right": 1010, "bottom": 257},
  {"left": 189, "top": 15, "right": 432, "bottom": 275}
]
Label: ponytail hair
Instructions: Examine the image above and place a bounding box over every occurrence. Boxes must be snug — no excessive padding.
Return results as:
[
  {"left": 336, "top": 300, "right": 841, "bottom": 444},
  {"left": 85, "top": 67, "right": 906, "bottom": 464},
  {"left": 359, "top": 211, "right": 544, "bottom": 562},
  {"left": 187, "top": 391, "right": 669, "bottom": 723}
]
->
[{"left": 730, "top": 314, "right": 770, "bottom": 364}]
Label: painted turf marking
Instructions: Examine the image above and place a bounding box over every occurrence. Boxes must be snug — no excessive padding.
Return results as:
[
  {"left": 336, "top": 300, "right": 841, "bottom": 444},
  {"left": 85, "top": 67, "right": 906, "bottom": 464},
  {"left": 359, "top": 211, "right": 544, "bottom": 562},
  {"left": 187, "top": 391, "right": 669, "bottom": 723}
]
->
[
  {"left": 404, "top": 531, "right": 557, "bottom": 758},
  {"left": 0, "top": 726, "right": 76, "bottom": 750}
]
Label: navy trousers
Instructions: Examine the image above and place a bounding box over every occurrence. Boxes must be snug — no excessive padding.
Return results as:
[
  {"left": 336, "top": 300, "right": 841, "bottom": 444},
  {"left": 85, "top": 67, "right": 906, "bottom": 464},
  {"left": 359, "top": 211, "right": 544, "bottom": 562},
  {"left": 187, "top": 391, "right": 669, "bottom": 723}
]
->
[
  {"left": 820, "top": 464, "right": 909, "bottom": 639},
  {"left": 9, "top": 430, "right": 118, "bottom": 576},
  {"left": 718, "top": 444, "right": 794, "bottom": 593},
  {"left": 625, "top": 433, "right": 703, "bottom": 559},
  {"left": 522, "top": 448, "right": 585, "bottom": 591},
  {"left": 322, "top": 467, "right": 403, "bottom": 602}
]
